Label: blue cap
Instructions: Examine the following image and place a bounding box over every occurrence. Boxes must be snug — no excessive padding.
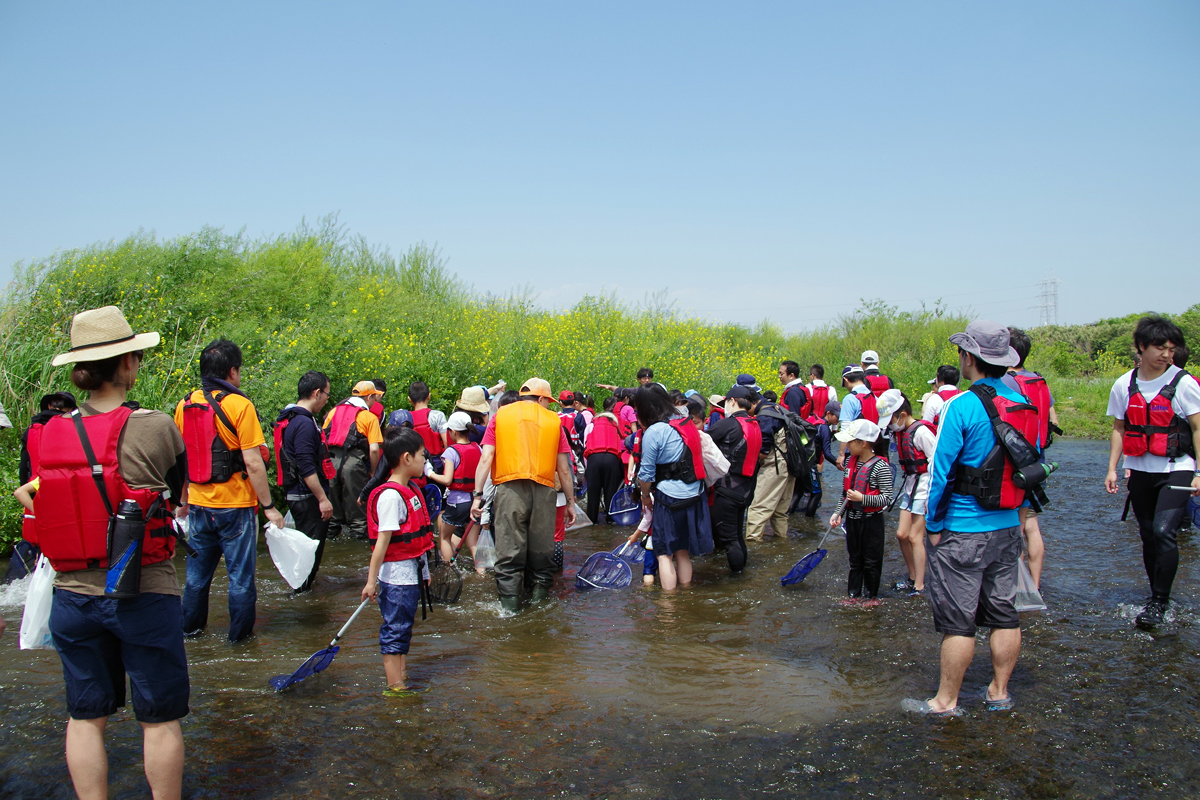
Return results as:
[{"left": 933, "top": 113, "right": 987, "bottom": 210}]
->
[
  {"left": 735, "top": 373, "right": 761, "bottom": 391},
  {"left": 387, "top": 409, "right": 414, "bottom": 428}
]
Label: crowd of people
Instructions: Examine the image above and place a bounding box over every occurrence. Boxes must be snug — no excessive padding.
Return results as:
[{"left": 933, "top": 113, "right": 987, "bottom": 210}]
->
[{"left": 2, "top": 304, "right": 1198, "bottom": 796}]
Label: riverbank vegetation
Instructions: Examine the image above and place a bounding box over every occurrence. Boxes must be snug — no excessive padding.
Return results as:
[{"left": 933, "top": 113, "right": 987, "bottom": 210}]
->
[{"left": 1, "top": 218, "right": 1196, "bottom": 552}]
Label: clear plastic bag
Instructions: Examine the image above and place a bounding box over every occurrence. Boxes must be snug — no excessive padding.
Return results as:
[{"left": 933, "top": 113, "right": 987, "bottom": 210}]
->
[
  {"left": 474, "top": 528, "right": 497, "bottom": 571},
  {"left": 1014, "top": 558, "right": 1047, "bottom": 613},
  {"left": 264, "top": 522, "right": 319, "bottom": 590},
  {"left": 565, "top": 503, "right": 593, "bottom": 532},
  {"left": 20, "top": 555, "right": 57, "bottom": 650}
]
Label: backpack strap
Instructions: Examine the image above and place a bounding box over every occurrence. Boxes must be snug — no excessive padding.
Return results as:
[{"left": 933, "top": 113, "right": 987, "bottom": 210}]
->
[{"left": 203, "top": 389, "right": 240, "bottom": 442}]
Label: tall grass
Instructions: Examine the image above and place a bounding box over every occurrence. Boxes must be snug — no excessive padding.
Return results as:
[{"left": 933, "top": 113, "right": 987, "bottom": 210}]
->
[{"left": 0, "top": 217, "right": 1194, "bottom": 553}]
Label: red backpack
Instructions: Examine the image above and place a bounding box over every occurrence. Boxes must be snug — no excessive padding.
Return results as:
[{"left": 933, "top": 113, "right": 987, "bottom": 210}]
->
[
  {"left": 181, "top": 390, "right": 246, "bottom": 484},
  {"left": 274, "top": 408, "right": 336, "bottom": 487},
  {"left": 952, "top": 384, "right": 1043, "bottom": 510}
]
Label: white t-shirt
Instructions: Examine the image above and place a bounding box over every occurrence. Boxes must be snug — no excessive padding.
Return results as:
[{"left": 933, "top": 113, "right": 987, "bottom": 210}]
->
[
  {"left": 1107, "top": 366, "right": 1200, "bottom": 473},
  {"left": 374, "top": 487, "right": 426, "bottom": 585},
  {"left": 420, "top": 409, "right": 447, "bottom": 434}
]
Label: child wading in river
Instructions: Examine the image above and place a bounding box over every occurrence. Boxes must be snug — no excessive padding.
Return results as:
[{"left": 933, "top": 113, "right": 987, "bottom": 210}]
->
[
  {"left": 830, "top": 419, "right": 894, "bottom": 604},
  {"left": 362, "top": 427, "right": 436, "bottom": 697}
]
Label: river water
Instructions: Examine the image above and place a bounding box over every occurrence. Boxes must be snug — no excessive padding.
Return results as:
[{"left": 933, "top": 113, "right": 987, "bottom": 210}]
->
[{"left": 1, "top": 439, "right": 1197, "bottom": 798}]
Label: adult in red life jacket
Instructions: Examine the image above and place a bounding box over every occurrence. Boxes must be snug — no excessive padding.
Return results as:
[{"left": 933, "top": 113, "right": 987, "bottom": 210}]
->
[
  {"left": 860, "top": 350, "right": 896, "bottom": 398},
  {"left": 408, "top": 381, "right": 447, "bottom": 469},
  {"left": 778, "top": 360, "right": 812, "bottom": 417},
  {"left": 922, "top": 364, "right": 962, "bottom": 427},
  {"left": 830, "top": 420, "right": 894, "bottom": 601},
  {"left": 583, "top": 395, "right": 627, "bottom": 526},
  {"left": 1, "top": 391, "right": 77, "bottom": 586},
  {"left": 1104, "top": 315, "right": 1200, "bottom": 630},
  {"left": 38, "top": 306, "right": 190, "bottom": 798},
  {"left": 323, "top": 380, "right": 385, "bottom": 541},
  {"left": 907, "top": 321, "right": 1033, "bottom": 717},
  {"left": 634, "top": 384, "right": 713, "bottom": 590},
  {"left": 176, "top": 338, "right": 284, "bottom": 644},
  {"left": 806, "top": 363, "right": 837, "bottom": 421},
  {"left": 706, "top": 386, "right": 762, "bottom": 574},
  {"left": 877, "top": 389, "right": 935, "bottom": 597},
  {"left": 836, "top": 364, "right": 884, "bottom": 468},
  {"left": 1003, "top": 328, "right": 1059, "bottom": 590},
  {"left": 276, "top": 370, "right": 335, "bottom": 593}
]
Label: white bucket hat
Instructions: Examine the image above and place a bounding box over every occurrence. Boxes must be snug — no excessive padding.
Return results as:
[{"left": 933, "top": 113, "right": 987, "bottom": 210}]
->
[{"left": 51, "top": 306, "right": 160, "bottom": 367}]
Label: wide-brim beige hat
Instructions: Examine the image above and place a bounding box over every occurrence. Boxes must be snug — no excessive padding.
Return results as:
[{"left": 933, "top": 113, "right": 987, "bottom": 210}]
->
[
  {"left": 51, "top": 306, "right": 160, "bottom": 367},
  {"left": 456, "top": 386, "right": 491, "bottom": 414}
]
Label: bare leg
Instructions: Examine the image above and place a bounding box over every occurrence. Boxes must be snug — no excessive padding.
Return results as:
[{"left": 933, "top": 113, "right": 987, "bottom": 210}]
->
[
  {"left": 673, "top": 550, "right": 693, "bottom": 587},
  {"left": 987, "top": 627, "right": 1021, "bottom": 701},
  {"left": 65, "top": 716, "right": 108, "bottom": 800},
  {"left": 141, "top": 720, "right": 184, "bottom": 800},
  {"left": 657, "top": 554, "right": 678, "bottom": 591},
  {"left": 463, "top": 523, "right": 480, "bottom": 560},
  {"left": 1021, "top": 508, "right": 1045, "bottom": 588},
  {"left": 909, "top": 515, "right": 927, "bottom": 591},
  {"left": 437, "top": 518, "right": 457, "bottom": 562},
  {"left": 383, "top": 654, "right": 408, "bottom": 688},
  {"left": 896, "top": 510, "right": 916, "bottom": 581},
  {"left": 928, "top": 634, "right": 975, "bottom": 712}
]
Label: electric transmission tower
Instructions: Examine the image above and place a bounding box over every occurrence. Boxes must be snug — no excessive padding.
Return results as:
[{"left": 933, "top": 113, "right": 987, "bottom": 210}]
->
[{"left": 1037, "top": 277, "right": 1062, "bottom": 327}]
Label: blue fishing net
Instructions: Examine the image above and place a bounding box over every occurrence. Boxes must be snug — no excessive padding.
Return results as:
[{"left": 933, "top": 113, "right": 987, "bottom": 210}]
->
[
  {"left": 780, "top": 548, "right": 827, "bottom": 586},
  {"left": 575, "top": 552, "right": 633, "bottom": 591},
  {"left": 269, "top": 645, "right": 339, "bottom": 691},
  {"left": 608, "top": 485, "right": 641, "bottom": 527},
  {"left": 612, "top": 540, "right": 646, "bottom": 566}
]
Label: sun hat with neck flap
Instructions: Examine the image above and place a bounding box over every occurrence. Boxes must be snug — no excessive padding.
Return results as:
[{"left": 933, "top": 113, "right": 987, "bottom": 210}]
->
[{"left": 51, "top": 306, "right": 160, "bottom": 367}]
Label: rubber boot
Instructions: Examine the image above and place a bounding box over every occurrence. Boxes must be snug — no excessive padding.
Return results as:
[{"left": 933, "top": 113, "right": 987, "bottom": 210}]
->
[
  {"left": 499, "top": 595, "right": 520, "bottom": 614},
  {"left": 530, "top": 583, "right": 551, "bottom": 603},
  {"left": 726, "top": 544, "right": 746, "bottom": 575}
]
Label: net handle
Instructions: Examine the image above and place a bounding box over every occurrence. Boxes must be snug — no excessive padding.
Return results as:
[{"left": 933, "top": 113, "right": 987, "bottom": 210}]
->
[{"left": 331, "top": 599, "right": 372, "bottom": 647}]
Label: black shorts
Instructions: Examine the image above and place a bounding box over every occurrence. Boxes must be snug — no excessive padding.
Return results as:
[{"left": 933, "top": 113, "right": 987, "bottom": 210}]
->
[
  {"left": 926, "top": 526, "right": 1021, "bottom": 637},
  {"left": 441, "top": 500, "right": 473, "bottom": 530}
]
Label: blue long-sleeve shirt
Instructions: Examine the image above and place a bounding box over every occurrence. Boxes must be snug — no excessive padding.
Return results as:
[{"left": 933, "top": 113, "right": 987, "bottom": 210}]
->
[
  {"left": 637, "top": 421, "right": 703, "bottom": 499},
  {"left": 925, "top": 377, "right": 1029, "bottom": 533}
]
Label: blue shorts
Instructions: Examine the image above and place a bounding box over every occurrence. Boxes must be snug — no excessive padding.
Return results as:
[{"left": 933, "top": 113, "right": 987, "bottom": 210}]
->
[
  {"left": 377, "top": 582, "right": 420, "bottom": 655},
  {"left": 50, "top": 590, "right": 190, "bottom": 723}
]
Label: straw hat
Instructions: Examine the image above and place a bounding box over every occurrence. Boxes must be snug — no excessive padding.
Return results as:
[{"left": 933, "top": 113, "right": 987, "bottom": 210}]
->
[
  {"left": 51, "top": 306, "right": 160, "bottom": 367},
  {"left": 456, "top": 385, "right": 491, "bottom": 414}
]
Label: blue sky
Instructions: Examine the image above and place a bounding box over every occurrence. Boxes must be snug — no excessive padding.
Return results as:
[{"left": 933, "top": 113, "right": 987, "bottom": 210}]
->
[{"left": 1, "top": 2, "right": 1197, "bottom": 332}]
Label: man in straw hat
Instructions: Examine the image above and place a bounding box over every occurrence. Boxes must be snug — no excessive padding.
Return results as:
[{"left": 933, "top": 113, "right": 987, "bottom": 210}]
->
[
  {"left": 175, "top": 339, "right": 284, "bottom": 642},
  {"left": 39, "top": 306, "right": 190, "bottom": 797},
  {"left": 470, "top": 377, "right": 576, "bottom": 613}
]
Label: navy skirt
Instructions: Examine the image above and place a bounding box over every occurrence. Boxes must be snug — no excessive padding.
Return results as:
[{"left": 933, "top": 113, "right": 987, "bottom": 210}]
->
[{"left": 650, "top": 489, "right": 714, "bottom": 557}]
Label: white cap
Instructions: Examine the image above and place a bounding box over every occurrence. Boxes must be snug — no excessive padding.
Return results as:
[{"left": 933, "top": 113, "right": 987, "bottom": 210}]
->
[
  {"left": 874, "top": 388, "right": 904, "bottom": 430},
  {"left": 446, "top": 411, "right": 473, "bottom": 431},
  {"left": 860, "top": 350, "right": 879, "bottom": 366},
  {"left": 835, "top": 419, "right": 882, "bottom": 443}
]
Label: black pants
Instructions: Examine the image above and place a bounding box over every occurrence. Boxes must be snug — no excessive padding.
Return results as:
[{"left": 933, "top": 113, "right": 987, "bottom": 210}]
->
[
  {"left": 584, "top": 452, "right": 624, "bottom": 525},
  {"left": 1128, "top": 469, "right": 1192, "bottom": 602},
  {"left": 845, "top": 513, "right": 886, "bottom": 598},
  {"left": 289, "top": 494, "right": 331, "bottom": 592},
  {"left": 711, "top": 493, "right": 749, "bottom": 573},
  {"left": 329, "top": 451, "right": 370, "bottom": 539}
]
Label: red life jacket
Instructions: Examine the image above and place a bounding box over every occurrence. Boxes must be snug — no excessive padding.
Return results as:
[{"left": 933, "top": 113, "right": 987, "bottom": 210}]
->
[
  {"left": 180, "top": 389, "right": 246, "bottom": 484},
  {"left": 327, "top": 401, "right": 369, "bottom": 454},
  {"left": 412, "top": 408, "right": 445, "bottom": 456},
  {"left": 952, "top": 386, "right": 1042, "bottom": 510},
  {"left": 732, "top": 415, "right": 763, "bottom": 477},
  {"left": 896, "top": 420, "right": 936, "bottom": 475},
  {"left": 855, "top": 389, "right": 879, "bottom": 424},
  {"left": 653, "top": 418, "right": 707, "bottom": 483},
  {"left": 274, "top": 408, "right": 336, "bottom": 487},
  {"left": 1009, "top": 372, "right": 1052, "bottom": 448},
  {"left": 369, "top": 400, "right": 385, "bottom": 422},
  {"left": 35, "top": 407, "right": 174, "bottom": 572},
  {"left": 843, "top": 454, "right": 885, "bottom": 514},
  {"left": 559, "top": 410, "right": 583, "bottom": 450},
  {"left": 706, "top": 408, "right": 724, "bottom": 431},
  {"left": 448, "top": 442, "right": 482, "bottom": 492},
  {"left": 864, "top": 374, "right": 891, "bottom": 398},
  {"left": 809, "top": 385, "right": 832, "bottom": 418},
  {"left": 781, "top": 383, "right": 811, "bottom": 417},
  {"left": 367, "top": 481, "right": 435, "bottom": 562},
  {"left": 584, "top": 415, "right": 624, "bottom": 457},
  {"left": 1123, "top": 370, "right": 1196, "bottom": 460},
  {"left": 21, "top": 421, "right": 46, "bottom": 545},
  {"left": 931, "top": 386, "right": 961, "bottom": 429},
  {"left": 612, "top": 400, "right": 634, "bottom": 438}
]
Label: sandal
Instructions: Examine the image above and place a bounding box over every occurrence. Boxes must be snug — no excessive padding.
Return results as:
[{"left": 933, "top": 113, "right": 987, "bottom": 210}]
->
[
  {"left": 901, "top": 698, "right": 964, "bottom": 717},
  {"left": 979, "top": 686, "right": 1014, "bottom": 711}
]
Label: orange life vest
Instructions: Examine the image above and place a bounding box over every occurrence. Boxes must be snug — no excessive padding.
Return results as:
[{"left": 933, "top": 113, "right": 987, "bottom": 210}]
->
[{"left": 492, "top": 401, "right": 562, "bottom": 487}]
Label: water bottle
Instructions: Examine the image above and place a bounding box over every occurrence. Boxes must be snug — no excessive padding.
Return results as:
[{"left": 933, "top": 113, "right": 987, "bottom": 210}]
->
[
  {"left": 105, "top": 499, "right": 145, "bottom": 598},
  {"left": 1012, "top": 461, "right": 1059, "bottom": 490}
]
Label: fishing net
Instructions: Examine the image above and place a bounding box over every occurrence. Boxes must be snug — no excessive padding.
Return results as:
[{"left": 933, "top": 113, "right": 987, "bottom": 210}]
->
[
  {"left": 608, "top": 485, "right": 642, "bottom": 527},
  {"left": 575, "top": 551, "right": 633, "bottom": 591},
  {"left": 780, "top": 525, "right": 842, "bottom": 586},
  {"left": 269, "top": 645, "right": 339, "bottom": 691},
  {"left": 429, "top": 561, "right": 464, "bottom": 604},
  {"left": 612, "top": 539, "right": 646, "bottom": 566}
]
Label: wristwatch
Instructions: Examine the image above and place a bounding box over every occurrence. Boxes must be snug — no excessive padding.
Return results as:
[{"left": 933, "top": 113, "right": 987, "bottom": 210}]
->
[{"left": 472, "top": 491, "right": 484, "bottom": 498}]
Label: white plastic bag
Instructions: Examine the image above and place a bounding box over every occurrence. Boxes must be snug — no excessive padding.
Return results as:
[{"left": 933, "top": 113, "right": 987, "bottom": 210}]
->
[
  {"left": 565, "top": 503, "right": 593, "bottom": 532},
  {"left": 20, "top": 555, "right": 57, "bottom": 650},
  {"left": 474, "top": 528, "right": 497, "bottom": 571},
  {"left": 1014, "top": 558, "right": 1047, "bottom": 613},
  {"left": 264, "top": 523, "right": 319, "bottom": 590}
]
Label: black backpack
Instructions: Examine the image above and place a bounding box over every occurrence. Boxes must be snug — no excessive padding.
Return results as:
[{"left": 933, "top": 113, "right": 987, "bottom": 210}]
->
[{"left": 755, "top": 405, "right": 818, "bottom": 491}]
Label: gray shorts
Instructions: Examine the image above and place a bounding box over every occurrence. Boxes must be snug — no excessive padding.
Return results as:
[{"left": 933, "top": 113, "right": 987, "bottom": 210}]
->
[{"left": 926, "top": 526, "right": 1021, "bottom": 637}]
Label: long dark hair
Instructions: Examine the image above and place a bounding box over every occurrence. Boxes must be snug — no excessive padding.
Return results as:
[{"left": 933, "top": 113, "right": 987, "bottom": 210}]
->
[{"left": 633, "top": 384, "right": 675, "bottom": 428}]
